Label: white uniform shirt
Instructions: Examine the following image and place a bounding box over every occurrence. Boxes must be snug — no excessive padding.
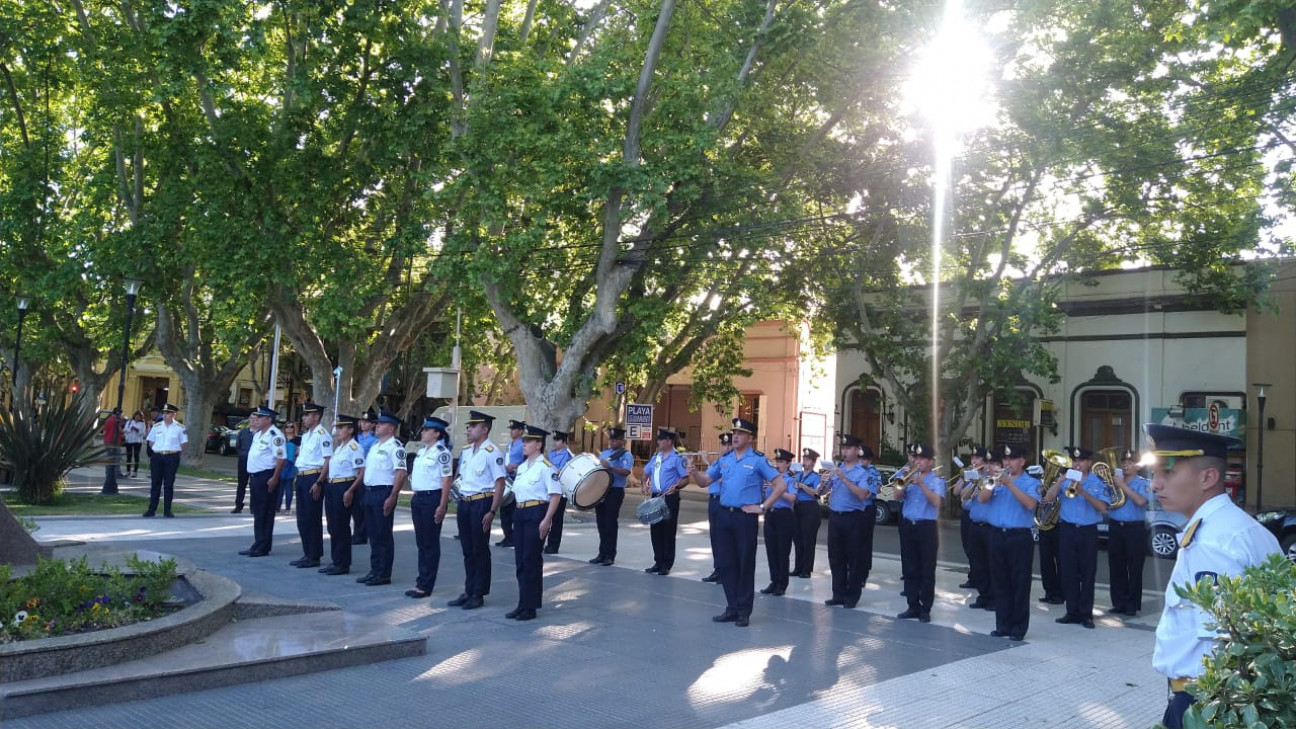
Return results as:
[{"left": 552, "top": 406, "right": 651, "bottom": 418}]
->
[
  {"left": 296, "top": 424, "right": 333, "bottom": 472},
  {"left": 411, "top": 442, "right": 453, "bottom": 491},
  {"left": 458, "top": 441, "right": 508, "bottom": 496},
  {"left": 1153, "top": 494, "right": 1281, "bottom": 679},
  {"left": 247, "top": 426, "right": 286, "bottom": 472},
  {"left": 146, "top": 420, "right": 188, "bottom": 452},
  {"left": 363, "top": 437, "right": 407, "bottom": 487},
  {"left": 513, "top": 456, "right": 561, "bottom": 503},
  {"left": 330, "top": 439, "right": 365, "bottom": 482}
]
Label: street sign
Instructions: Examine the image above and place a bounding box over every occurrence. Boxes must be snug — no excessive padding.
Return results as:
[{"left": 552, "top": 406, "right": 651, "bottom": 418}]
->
[
  {"left": 616, "top": 381, "right": 626, "bottom": 395},
  {"left": 626, "top": 403, "right": 654, "bottom": 440}
]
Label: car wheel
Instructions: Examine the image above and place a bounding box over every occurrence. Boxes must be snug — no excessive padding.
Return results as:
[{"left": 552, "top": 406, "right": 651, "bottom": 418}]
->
[
  {"left": 874, "top": 501, "right": 892, "bottom": 525},
  {"left": 1281, "top": 533, "right": 1296, "bottom": 565},
  {"left": 1150, "top": 525, "right": 1180, "bottom": 560},
  {"left": 220, "top": 441, "right": 232, "bottom": 456}
]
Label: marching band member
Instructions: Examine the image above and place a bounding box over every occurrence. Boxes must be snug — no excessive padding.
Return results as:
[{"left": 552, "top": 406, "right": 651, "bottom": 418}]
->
[
  {"left": 643, "top": 428, "right": 689, "bottom": 576},
  {"left": 823, "top": 434, "right": 880, "bottom": 609},
  {"left": 790, "top": 447, "right": 822, "bottom": 578},
  {"left": 760, "top": 449, "right": 798, "bottom": 596},
  {"left": 1148, "top": 424, "right": 1279, "bottom": 729},
  {"left": 896, "top": 442, "right": 943, "bottom": 622},
  {"left": 1045, "top": 446, "right": 1106, "bottom": 628},
  {"left": 687, "top": 418, "right": 785, "bottom": 627},
  {"left": 449, "top": 410, "right": 508, "bottom": 609},
  {"left": 496, "top": 420, "right": 526, "bottom": 548},
  {"left": 979, "top": 444, "right": 1040, "bottom": 640},
  {"left": 701, "top": 432, "right": 735, "bottom": 583},
  {"left": 543, "top": 430, "right": 575, "bottom": 555},
  {"left": 323, "top": 414, "right": 365, "bottom": 575},
  {"left": 590, "top": 427, "right": 634, "bottom": 566},
  {"left": 507, "top": 425, "right": 564, "bottom": 621},
  {"left": 1107, "top": 448, "right": 1150, "bottom": 616},
  {"left": 405, "top": 416, "right": 453, "bottom": 599},
  {"left": 956, "top": 447, "right": 991, "bottom": 607}
]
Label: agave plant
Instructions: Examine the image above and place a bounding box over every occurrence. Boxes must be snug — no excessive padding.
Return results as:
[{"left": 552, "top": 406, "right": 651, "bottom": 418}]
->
[{"left": 0, "top": 394, "right": 107, "bottom": 505}]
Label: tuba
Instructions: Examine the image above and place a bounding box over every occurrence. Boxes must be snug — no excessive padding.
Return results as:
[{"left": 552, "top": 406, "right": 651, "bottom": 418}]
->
[
  {"left": 1091, "top": 447, "right": 1128, "bottom": 509},
  {"left": 1033, "top": 449, "right": 1072, "bottom": 531}
]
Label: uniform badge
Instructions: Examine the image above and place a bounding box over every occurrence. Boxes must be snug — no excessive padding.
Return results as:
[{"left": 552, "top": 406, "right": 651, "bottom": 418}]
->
[
  {"left": 551, "top": 472, "right": 560, "bottom": 481},
  {"left": 355, "top": 457, "right": 365, "bottom": 466},
  {"left": 438, "top": 453, "right": 451, "bottom": 465},
  {"left": 1194, "top": 571, "right": 1219, "bottom": 585},
  {"left": 496, "top": 457, "right": 504, "bottom": 465},
  {"left": 274, "top": 437, "right": 285, "bottom": 446},
  {"left": 322, "top": 440, "right": 331, "bottom": 448}
]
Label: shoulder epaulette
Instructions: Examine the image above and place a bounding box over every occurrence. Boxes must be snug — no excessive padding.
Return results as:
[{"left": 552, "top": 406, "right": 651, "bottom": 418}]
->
[{"left": 484, "top": 444, "right": 495, "bottom": 452}]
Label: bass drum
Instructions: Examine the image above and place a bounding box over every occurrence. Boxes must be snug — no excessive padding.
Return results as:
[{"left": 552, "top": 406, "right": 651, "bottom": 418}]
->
[{"left": 559, "top": 453, "right": 611, "bottom": 510}]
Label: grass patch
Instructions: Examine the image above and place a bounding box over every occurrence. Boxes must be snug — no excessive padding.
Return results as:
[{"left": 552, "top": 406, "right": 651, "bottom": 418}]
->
[
  {"left": 1, "top": 491, "right": 205, "bottom": 516},
  {"left": 176, "top": 466, "right": 236, "bottom": 483}
]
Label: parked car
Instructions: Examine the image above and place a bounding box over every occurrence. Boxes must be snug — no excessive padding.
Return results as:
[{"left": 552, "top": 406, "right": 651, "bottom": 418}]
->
[
  {"left": 1254, "top": 509, "right": 1296, "bottom": 564},
  {"left": 816, "top": 464, "right": 901, "bottom": 525},
  {"left": 223, "top": 418, "right": 250, "bottom": 455},
  {"left": 204, "top": 424, "right": 231, "bottom": 454},
  {"left": 1144, "top": 492, "right": 1189, "bottom": 559}
]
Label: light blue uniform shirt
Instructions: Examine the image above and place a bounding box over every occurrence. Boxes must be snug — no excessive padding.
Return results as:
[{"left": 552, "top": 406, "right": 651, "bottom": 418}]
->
[
  {"left": 1108, "top": 474, "right": 1150, "bottom": 522},
  {"left": 548, "top": 447, "right": 574, "bottom": 472},
  {"left": 707, "top": 448, "right": 781, "bottom": 508},
  {"left": 356, "top": 431, "right": 378, "bottom": 455},
  {"left": 827, "top": 462, "right": 877, "bottom": 512},
  {"left": 791, "top": 470, "right": 821, "bottom": 502},
  {"left": 966, "top": 477, "right": 993, "bottom": 523},
  {"left": 600, "top": 447, "right": 635, "bottom": 489},
  {"left": 1059, "top": 472, "right": 1106, "bottom": 526},
  {"left": 506, "top": 438, "right": 524, "bottom": 481},
  {"left": 764, "top": 472, "right": 794, "bottom": 510},
  {"left": 900, "top": 471, "right": 944, "bottom": 521},
  {"left": 986, "top": 473, "right": 1041, "bottom": 529},
  {"left": 646, "top": 450, "right": 688, "bottom": 495}
]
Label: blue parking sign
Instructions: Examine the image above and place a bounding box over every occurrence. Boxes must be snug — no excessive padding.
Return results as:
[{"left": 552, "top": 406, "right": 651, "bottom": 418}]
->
[{"left": 626, "top": 404, "right": 654, "bottom": 440}]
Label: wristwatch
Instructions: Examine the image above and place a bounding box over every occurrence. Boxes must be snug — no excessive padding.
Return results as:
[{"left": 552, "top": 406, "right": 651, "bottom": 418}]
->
[{"left": 759, "top": 503, "right": 767, "bottom": 513}]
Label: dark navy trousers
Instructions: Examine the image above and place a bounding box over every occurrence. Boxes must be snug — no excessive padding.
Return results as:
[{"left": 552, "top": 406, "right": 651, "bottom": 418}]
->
[
  {"left": 792, "top": 500, "right": 821, "bottom": 575},
  {"left": 363, "top": 485, "right": 396, "bottom": 579},
  {"left": 147, "top": 452, "right": 181, "bottom": 515},
  {"left": 410, "top": 490, "right": 444, "bottom": 594},
  {"left": 989, "top": 526, "right": 1034, "bottom": 637},
  {"left": 827, "top": 507, "right": 875, "bottom": 604},
  {"left": 715, "top": 507, "right": 759, "bottom": 617},
  {"left": 899, "top": 518, "right": 938, "bottom": 612},
  {"left": 295, "top": 473, "right": 325, "bottom": 561},
  {"left": 248, "top": 469, "right": 277, "bottom": 554},
  {"left": 513, "top": 503, "right": 547, "bottom": 610},
  {"left": 648, "top": 492, "right": 681, "bottom": 570},
  {"left": 967, "top": 520, "right": 994, "bottom": 601},
  {"left": 1059, "top": 522, "right": 1099, "bottom": 619},
  {"left": 323, "top": 480, "right": 352, "bottom": 568},
  {"left": 594, "top": 487, "right": 626, "bottom": 561},
  {"left": 457, "top": 497, "right": 494, "bottom": 597},
  {"left": 1107, "top": 519, "right": 1147, "bottom": 613},
  {"left": 763, "top": 507, "right": 794, "bottom": 590}
]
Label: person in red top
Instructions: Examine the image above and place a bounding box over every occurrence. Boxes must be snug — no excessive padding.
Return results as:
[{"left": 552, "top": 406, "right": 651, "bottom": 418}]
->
[{"left": 102, "top": 408, "right": 125, "bottom": 490}]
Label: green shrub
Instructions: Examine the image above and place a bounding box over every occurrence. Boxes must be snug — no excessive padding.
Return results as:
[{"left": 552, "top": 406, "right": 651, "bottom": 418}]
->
[
  {"left": 1178, "top": 553, "right": 1296, "bottom": 728},
  {"left": 0, "top": 555, "right": 179, "bottom": 642},
  {"left": 0, "top": 393, "right": 107, "bottom": 504}
]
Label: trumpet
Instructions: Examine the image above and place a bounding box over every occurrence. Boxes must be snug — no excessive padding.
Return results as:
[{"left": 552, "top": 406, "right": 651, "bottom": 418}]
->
[{"left": 888, "top": 466, "right": 944, "bottom": 499}]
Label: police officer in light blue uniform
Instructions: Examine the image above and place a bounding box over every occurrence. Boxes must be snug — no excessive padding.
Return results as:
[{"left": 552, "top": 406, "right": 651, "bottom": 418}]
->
[
  {"left": 322, "top": 414, "right": 364, "bottom": 575},
  {"left": 590, "top": 427, "right": 635, "bottom": 566},
  {"left": 643, "top": 427, "right": 689, "bottom": 575},
  {"left": 687, "top": 417, "right": 786, "bottom": 627},
  {"left": 760, "top": 449, "right": 798, "bottom": 596},
  {"left": 543, "top": 430, "right": 575, "bottom": 555},
  {"left": 957, "top": 447, "right": 993, "bottom": 608},
  {"left": 1107, "top": 448, "right": 1150, "bottom": 616},
  {"left": 507, "top": 425, "right": 564, "bottom": 621},
  {"left": 1147, "top": 424, "right": 1280, "bottom": 729},
  {"left": 896, "top": 442, "right": 944, "bottom": 622},
  {"left": 497, "top": 419, "right": 526, "bottom": 548},
  {"left": 405, "top": 416, "right": 453, "bottom": 599},
  {"left": 355, "top": 411, "right": 407, "bottom": 587},
  {"left": 1045, "top": 446, "right": 1107, "bottom": 628},
  {"left": 450, "top": 411, "right": 508, "bottom": 609},
  {"left": 790, "top": 447, "right": 822, "bottom": 578},
  {"left": 350, "top": 411, "right": 379, "bottom": 545},
  {"left": 701, "top": 432, "right": 735, "bottom": 583},
  {"left": 979, "top": 444, "right": 1040, "bottom": 640},
  {"left": 824, "top": 435, "right": 879, "bottom": 608}
]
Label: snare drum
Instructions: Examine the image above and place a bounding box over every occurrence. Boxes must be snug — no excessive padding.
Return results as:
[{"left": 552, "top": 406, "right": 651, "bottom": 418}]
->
[{"left": 559, "top": 453, "right": 611, "bottom": 510}]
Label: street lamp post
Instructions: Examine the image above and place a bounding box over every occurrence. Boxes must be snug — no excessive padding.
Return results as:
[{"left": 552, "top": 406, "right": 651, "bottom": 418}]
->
[
  {"left": 11, "top": 296, "right": 31, "bottom": 409},
  {"left": 102, "top": 279, "right": 142, "bottom": 495},
  {"left": 1252, "top": 383, "right": 1270, "bottom": 512}
]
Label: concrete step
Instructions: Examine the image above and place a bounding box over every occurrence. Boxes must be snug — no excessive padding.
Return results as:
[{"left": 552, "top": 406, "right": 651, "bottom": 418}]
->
[{"left": 0, "top": 611, "right": 426, "bottom": 719}]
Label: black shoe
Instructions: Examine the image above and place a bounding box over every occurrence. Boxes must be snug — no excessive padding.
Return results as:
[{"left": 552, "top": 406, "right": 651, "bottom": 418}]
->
[
  {"left": 644, "top": 565, "right": 660, "bottom": 574},
  {"left": 772, "top": 589, "right": 787, "bottom": 597},
  {"left": 448, "top": 594, "right": 470, "bottom": 607},
  {"left": 990, "top": 630, "right": 1008, "bottom": 637},
  {"left": 793, "top": 571, "right": 811, "bottom": 578},
  {"left": 597, "top": 558, "right": 614, "bottom": 566},
  {"left": 656, "top": 568, "right": 670, "bottom": 576},
  {"left": 163, "top": 512, "right": 175, "bottom": 518},
  {"left": 824, "top": 598, "right": 844, "bottom": 606},
  {"left": 958, "top": 580, "right": 975, "bottom": 589},
  {"left": 514, "top": 609, "right": 536, "bottom": 621},
  {"left": 588, "top": 556, "right": 605, "bottom": 564},
  {"left": 405, "top": 589, "right": 431, "bottom": 599},
  {"left": 701, "top": 572, "right": 720, "bottom": 583},
  {"left": 462, "top": 595, "right": 484, "bottom": 610},
  {"left": 712, "top": 611, "right": 738, "bottom": 623},
  {"left": 735, "top": 615, "right": 750, "bottom": 627},
  {"left": 289, "top": 558, "right": 306, "bottom": 567},
  {"left": 142, "top": 511, "right": 156, "bottom": 518},
  {"left": 230, "top": 508, "right": 243, "bottom": 514},
  {"left": 356, "top": 574, "right": 378, "bottom": 584},
  {"left": 1081, "top": 619, "right": 1095, "bottom": 629},
  {"left": 351, "top": 537, "right": 367, "bottom": 545},
  {"left": 319, "top": 565, "right": 342, "bottom": 574},
  {"left": 1040, "top": 595, "right": 1065, "bottom": 605},
  {"left": 543, "top": 547, "right": 558, "bottom": 555},
  {"left": 896, "top": 608, "right": 921, "bottom": 620},
  {"left": 238, "top": 549, "right": 256, "bottom": 556},
  {"left": 760, "top": 584, "right": 777, "bottom": 594},
  {"left": 296, "top": 560, "right": 320, "bottom": 568},
  {"left": 496, "top": 539, "right": 514, "bottom": 547},
  {"left": 842, "top": 600, "right": 857, "bottom": 608},
  {"left": 968, "top": 599, "right": 987, "bottom": 609},
  {"left": 1055, "top": 615, "right": 1079, "bottom": 624},
  {"left": 366, "top": 577, "right": 391, "bottom": 586},
  {"left": 505, "top": 607, "right": 523, "bottom": 619},
  {"left": 918, "top": 612, "right": 931, "bottom": 623},
  {"left": 1009, "top": 634, "right": 1025, "bottom": 641},
  {"left": 247, "top": 551, "right": 269, "bottom": 558}
]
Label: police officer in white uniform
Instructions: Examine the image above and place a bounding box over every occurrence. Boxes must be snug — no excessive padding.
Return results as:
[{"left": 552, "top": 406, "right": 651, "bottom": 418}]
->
[
  {"left": 356, "top": 411, "right": 407, "bottom": 586},
  {"left": 406, "top": 416, "right": 453, "bottom": 598},
  {"left": 449, "top": 410, "right": 509, "bottom": 610},
  {"left": 238, "top": 405, "right": 286, "bottom": 557},
  {"left": 324, "top": 414, "right": 366, "bottom": 575},
  {"left": 507, "top": 425, "right": 564, "bottom": 621},
  {"left": 290, "top": 403, "right": 333, "bottom": 568},
  {"left": 143, "top": 403, "right": 188, "bottom": 518},
  {"left": 1148, "top": 424, "right": 1280, "bottom": 729}
]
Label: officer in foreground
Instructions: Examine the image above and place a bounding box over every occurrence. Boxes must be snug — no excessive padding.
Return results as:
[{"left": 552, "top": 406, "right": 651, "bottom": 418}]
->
[{"left": 1148, "top": 424, "right": 1280, "bottom": 729}]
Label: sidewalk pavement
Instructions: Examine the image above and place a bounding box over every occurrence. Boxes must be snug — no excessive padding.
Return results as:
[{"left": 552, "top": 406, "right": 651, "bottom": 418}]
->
[{"left": 16, "top": 469, "right": 1168, "bottom": 728}]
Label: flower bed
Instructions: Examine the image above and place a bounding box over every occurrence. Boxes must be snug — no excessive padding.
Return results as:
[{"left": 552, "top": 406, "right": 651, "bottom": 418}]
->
[{"left": 1, "top": 555, "right": 178, "bottom": 642}]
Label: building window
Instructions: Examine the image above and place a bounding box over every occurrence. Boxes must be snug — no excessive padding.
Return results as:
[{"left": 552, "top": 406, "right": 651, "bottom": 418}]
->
[
  {"left": 738, "top": 394, "right": 761, "bottom": 429},
  {"left": 992, "top": 390, "right": 1037, "bottom": 458},
  {"left": 848, "top": 388, "right": 882, "bottom": 457},
  {"left": 1079, "top": 389, "right": 1133, "bottom": 450}
]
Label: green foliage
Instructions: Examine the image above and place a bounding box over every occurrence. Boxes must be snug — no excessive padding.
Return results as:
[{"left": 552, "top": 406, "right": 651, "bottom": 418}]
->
[
  {"left": 1177, "top": 554, "right": 1296, "bottom": 728},
  {"left": 0, "top": 394, "right": 106, "bottom": 505},
  {"left": 0, "top": 555, "right": 179, "bottom": 642}
]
